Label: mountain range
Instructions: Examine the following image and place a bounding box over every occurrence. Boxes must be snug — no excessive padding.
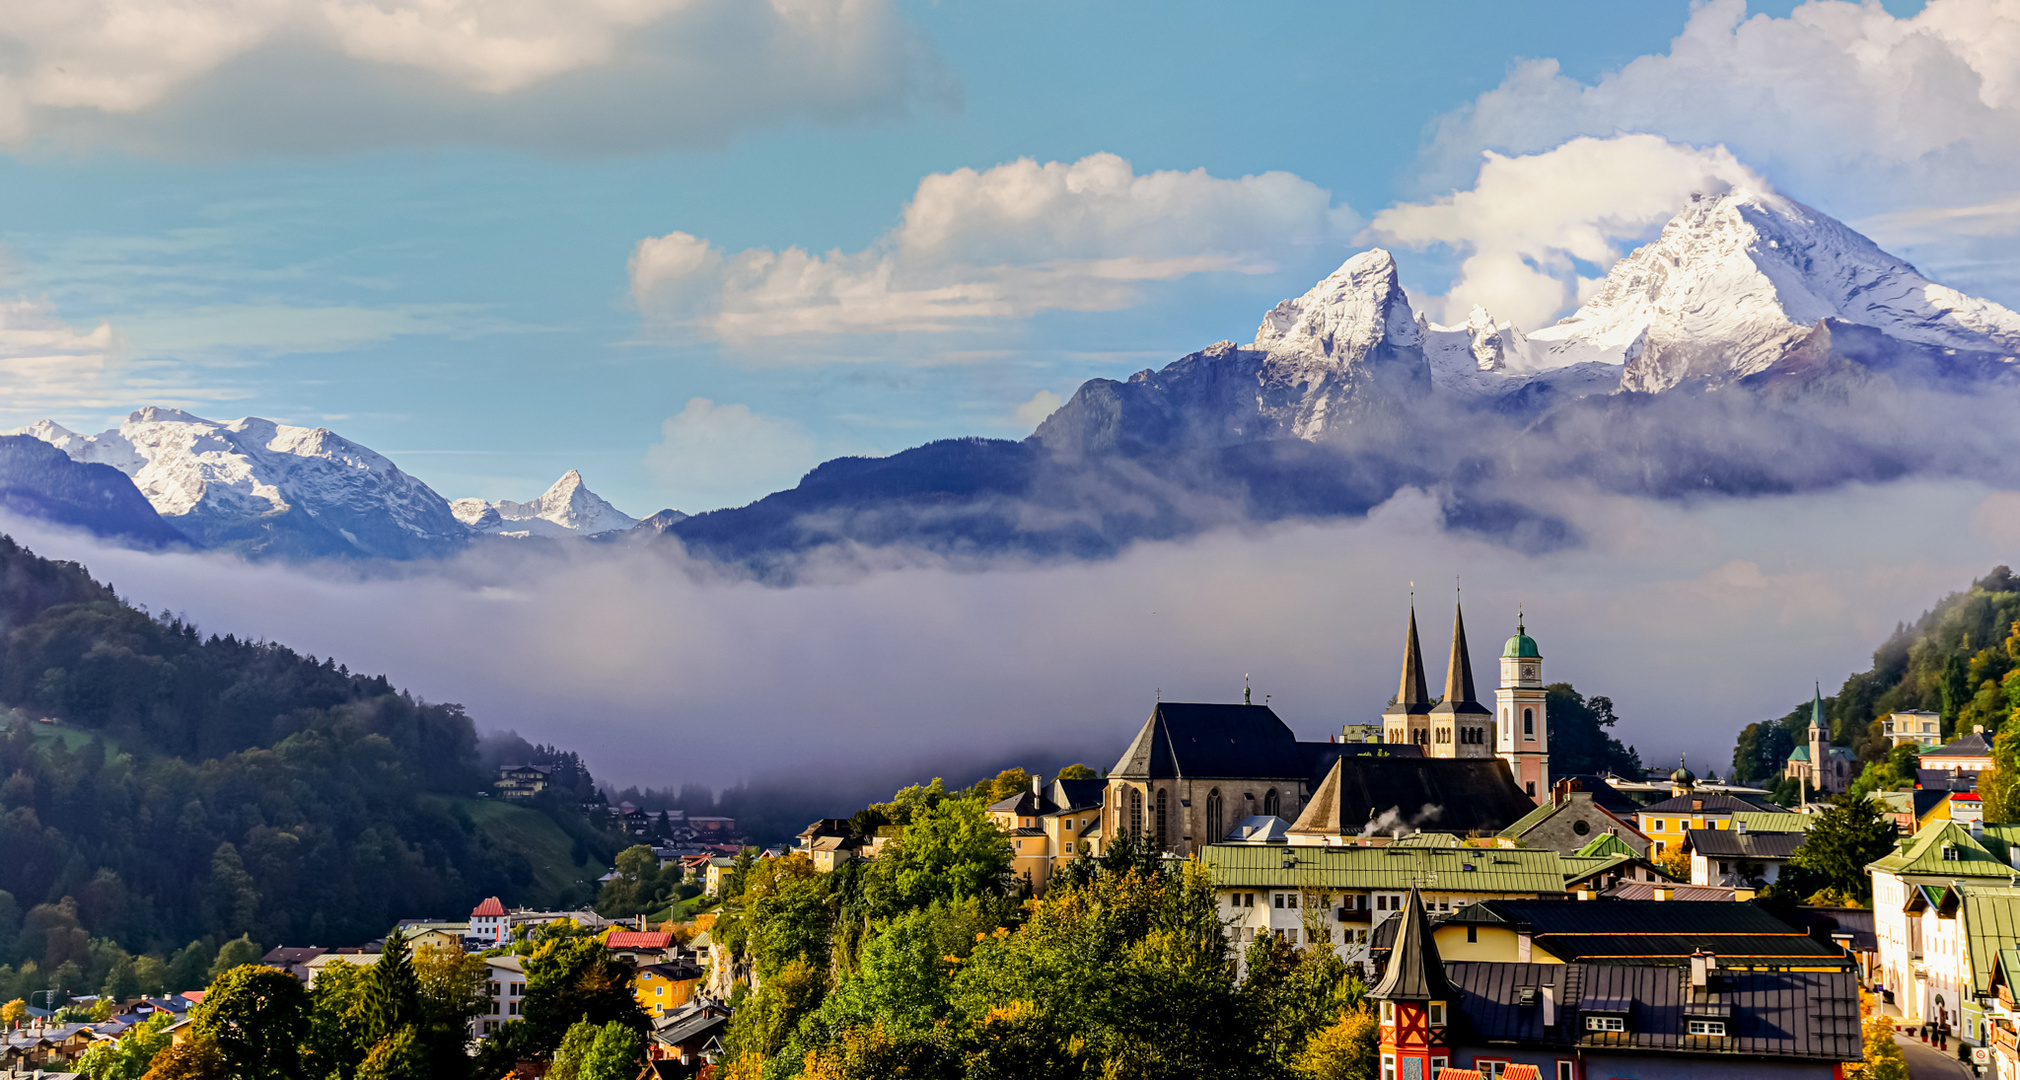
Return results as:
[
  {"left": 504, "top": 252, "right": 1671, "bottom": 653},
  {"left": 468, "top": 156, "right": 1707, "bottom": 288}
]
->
[{"left": 2, "top": 186, "right": 2016, "bottom": 570}]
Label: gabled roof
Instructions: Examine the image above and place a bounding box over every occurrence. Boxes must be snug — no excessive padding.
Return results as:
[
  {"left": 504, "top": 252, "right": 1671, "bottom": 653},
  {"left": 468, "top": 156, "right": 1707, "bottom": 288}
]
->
[
  {"left": 1867, "top": 819, "right": 2019, "bottom": 881},
  {"left": 1289, "top": 755, "right": 1538, "bottom": 837},
  {"left": 1576, "top": 833, "right": 1642, "bottom": 859},
  {"left": 1561, "top": 852, "right": 1647, "bottom": 886},
  {"left": 1925, "top": 731, "right": 1994, "bottom": 758},
  {"left": 1201, "top": 842, "right": 1567, "bottom": 894},
  {"left": 1961, "top": 887, "right": 2020, "bottom": 996},
  {"left": 1556, "top": 774, "right": 1641, "bottom": 815},
  {"left": 1685, "top": 829, "right": 1806, "bottom": 861},
  {"left": 1051, "top": 776, "right": 1105, "bottom": 811},
  {"left": 605, "top": 931, "right": 674, "bottom": 950},
  {"left": 986, "top": 791, "right": 1052, "bottom": 815},
  {"left": 1446, "top": 962, "right": 1861, "bottom": 1061},
  {"left": 1499, "top": 790, "right": 1643, "bottom": 844},
  {"left": 1108, "top": 702, "right": 1304, "bottom": 780},
  {"left": 1636, "top": 792, "right": 1777, "bottom": 816},
  {"left": 1733, "top": 811, "right": 1814, "bottom": 833},
  {"left": 1370, "top": 888, "right": 1456, "bottom": 1002},
  {"left": 471, "top": 897, "right": 507, "bottom": 918}
]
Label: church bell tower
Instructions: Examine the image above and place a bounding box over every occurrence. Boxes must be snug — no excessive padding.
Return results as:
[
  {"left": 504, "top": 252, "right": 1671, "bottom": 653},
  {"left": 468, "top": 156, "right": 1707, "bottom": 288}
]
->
[{"left": 1496, "top": 613, "right": 1549, "bottom": 802}]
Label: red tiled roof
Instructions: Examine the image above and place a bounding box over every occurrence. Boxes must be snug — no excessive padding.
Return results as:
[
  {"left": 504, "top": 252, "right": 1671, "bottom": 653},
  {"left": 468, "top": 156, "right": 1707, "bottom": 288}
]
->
[
  {"left": 605, "top": 931, "right": 673, "bottom": 950},
  {"left": 471, "top": 897, "right": 507, "bottom": 917}
]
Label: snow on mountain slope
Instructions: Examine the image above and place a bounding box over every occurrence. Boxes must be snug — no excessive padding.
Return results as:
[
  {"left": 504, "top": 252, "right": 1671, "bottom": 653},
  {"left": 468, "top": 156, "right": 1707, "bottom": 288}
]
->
[
  {"left": 1530, "top": 188, "right": 2020, "bottom": 392},
  {"left": 452, "top": 470, "right": 638, "bottom": 538},
  {"left": 1245, "top": 248, "right": 1431, "bottom": 438},
  {"left": 1420, "top": 305, "right": 1621, "bottom": 402},
  {"left": 6, "top": 408, "right": 466, "bottom": 559}
]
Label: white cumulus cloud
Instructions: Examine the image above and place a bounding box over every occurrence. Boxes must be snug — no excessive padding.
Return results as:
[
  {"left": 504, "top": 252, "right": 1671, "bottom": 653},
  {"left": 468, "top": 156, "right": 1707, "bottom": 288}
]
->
[
  {"left": 629, "top": 152, "right": 1360, "bottom": 341},
  {"left": 1368, "top": 135, "right": 1767, "bottom": 328},
  {"left": 0, "top": 298, "right": 132, "bottom": 419},
  {"left": 644, "top": 397, "right": 820, "bottom": 511},
  {"left": 0, "top": 0, "right": 945, "bottom": 154},
  {"left": 1421, "top": 0, "right": 2020, "bottom": 219}
]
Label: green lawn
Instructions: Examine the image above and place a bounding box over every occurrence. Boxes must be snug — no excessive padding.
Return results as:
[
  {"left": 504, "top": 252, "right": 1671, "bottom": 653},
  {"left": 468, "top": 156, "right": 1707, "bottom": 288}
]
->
[{"left": 447, "top": 796, "right": 608, "bottom": 908}]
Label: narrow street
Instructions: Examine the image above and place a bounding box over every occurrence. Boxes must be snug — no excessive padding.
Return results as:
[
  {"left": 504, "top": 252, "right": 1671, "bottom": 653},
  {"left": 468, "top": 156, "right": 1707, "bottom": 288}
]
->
[{"left": 1896, "top": 1031, "right": 1979, "bottom": 1079}]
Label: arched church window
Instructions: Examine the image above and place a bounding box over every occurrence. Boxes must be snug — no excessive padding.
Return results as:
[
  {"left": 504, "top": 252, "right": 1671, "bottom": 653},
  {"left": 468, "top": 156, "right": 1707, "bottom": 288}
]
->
[
  {"left": 1128, "top": 787, "right": 1143, "bottom": 837},
  {"left": 1206, "top": 789, "right": 1224, "bottom": 843},
  {"left": 1156, "top": 788, "right": 1169, "bottom": 849},
  {"left": 1263, "top": 789, "right": 1280, "bottom": 818},
  {"left": 1523, "top": 708, "right": 1534, "bottom": 736}
]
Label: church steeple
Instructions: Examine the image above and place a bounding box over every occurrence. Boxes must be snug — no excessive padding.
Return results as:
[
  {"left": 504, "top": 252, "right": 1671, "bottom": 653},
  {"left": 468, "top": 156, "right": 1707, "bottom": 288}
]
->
[
  {"left": 1397, "top": 603, "right": 1431, "bottom": 711},
  {"left": 1443, "top": 599, "right": 1480, "bottom": 707}
]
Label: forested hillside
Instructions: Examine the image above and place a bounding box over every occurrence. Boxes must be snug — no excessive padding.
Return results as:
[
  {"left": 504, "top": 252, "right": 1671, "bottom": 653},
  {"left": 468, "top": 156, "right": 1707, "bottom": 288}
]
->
[
  {"left": 0, "top": 534, "right": 615, "bottom": 1002},
  {"left": 1730, "top": 566, "right": 2020, "bottom": 790}
]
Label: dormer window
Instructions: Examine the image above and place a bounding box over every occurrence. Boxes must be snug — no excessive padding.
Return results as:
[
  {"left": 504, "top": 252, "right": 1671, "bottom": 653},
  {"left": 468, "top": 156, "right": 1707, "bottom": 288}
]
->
[
  {"left": 1586, "top": 1015, "right": 1625, "bottom": 1032},
  {"left": 1688, "top": 1020, "right": 1726, "bottom": 1036}
]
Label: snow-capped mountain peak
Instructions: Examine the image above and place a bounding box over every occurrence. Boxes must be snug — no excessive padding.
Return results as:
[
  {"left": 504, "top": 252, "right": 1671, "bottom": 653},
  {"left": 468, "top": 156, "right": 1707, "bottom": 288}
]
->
[
  {"left": 451, "top": 470, "right": 638, "bottom": 538},
  {"left": 1531, "top": 188, "right": 2020, "bottom": 391},
  {"left": 4, "top": 408, "right": 467, "bottom": 559},
  {"left": 1251, "top": 248, "right": 1421, "bottom": 371}
]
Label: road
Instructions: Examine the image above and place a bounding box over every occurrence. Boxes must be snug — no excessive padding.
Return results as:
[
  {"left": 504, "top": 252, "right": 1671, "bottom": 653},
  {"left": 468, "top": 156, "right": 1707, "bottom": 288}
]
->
[{"left": 1896, "top": 1031, "right": 1980, "bottom": 1079}]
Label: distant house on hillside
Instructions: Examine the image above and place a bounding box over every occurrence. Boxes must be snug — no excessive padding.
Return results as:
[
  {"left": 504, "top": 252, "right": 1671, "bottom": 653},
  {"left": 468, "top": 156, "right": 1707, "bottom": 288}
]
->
[{"left": 495, "top": 764, "right": 553, "bottom": 799}]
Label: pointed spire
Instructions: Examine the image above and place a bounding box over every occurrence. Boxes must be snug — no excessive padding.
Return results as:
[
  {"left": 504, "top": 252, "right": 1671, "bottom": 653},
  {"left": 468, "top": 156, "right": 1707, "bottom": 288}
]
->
[
  {"left": 1812, "top": 681, "right": 1826, "bottom": 730},
  {"left": 1371, "top": 887, "right": 1457, "bottom": 1001},
  {"left": 1443, "top": 598, "right": 1479, "bottom": 706},
  {"left": 1397, "top": 602, "right": 1431, "bottom": 709},
  {"left": 1245, "top": 674, "right": 1252, "bottom": 706}
]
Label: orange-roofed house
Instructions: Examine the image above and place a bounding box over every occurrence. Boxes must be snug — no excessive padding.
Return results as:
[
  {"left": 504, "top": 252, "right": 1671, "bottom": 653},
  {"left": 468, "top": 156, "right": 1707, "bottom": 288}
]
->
[
  {"left": 470, "top": 897, "right": 509, "bottom": 945},
  {"left": 605, "top": 931, "right": 675, "bottom": 964}
]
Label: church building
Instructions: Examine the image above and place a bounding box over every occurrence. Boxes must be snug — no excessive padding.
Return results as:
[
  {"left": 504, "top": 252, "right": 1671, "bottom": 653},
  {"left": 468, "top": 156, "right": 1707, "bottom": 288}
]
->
[
  {"left": 1383, "top": 601, "right": 1550, "bottom": 802},
  {"left": 1783, "top": 684, "right": 1858, "bottom": 796}
]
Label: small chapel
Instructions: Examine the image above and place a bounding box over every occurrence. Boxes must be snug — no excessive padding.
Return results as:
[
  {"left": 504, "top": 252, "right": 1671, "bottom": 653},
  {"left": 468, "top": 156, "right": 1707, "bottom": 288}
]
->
[{"left": 1783, "top": 683, "right": 1859, "bottom": 795}]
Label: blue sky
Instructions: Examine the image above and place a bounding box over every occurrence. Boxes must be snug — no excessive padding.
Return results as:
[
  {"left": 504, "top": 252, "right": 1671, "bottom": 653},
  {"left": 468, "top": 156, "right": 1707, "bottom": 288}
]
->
[{"left": 0, "top": 0, "right": 1988, "bottom": 521}]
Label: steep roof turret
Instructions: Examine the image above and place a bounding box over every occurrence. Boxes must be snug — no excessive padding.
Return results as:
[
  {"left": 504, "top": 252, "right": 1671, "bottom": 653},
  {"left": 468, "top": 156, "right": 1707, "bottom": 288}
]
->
[
  {"left": 1370, "top": 887, "right": 1456, "bottom": 1001},
  {"left": 1387, "top": 603, "right": 1433, "bottom": 715},
  {"left": 1430, "top": 599, "right": 1490, "bottom": 719}
]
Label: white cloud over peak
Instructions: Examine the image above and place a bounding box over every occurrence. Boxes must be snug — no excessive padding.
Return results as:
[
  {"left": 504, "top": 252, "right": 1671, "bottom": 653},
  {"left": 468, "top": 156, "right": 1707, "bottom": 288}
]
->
[
  {"left": 0, "top": 298, "right": 128, "bottom": 416},
  {"left": 1369, "top": 135, "right": 1766, "bottom": 328},
  {"left": 645, "top": 397, "right": 820, "bottom": 511},
  {"left": 1420, "top": 0, "right": 2020, "bottom": 216},
  {"left": 629, "top": 153, "right": 1359, "bottom": 341},
  {"left": 0, "top": 0, "right": 943, "bottom": 154}
]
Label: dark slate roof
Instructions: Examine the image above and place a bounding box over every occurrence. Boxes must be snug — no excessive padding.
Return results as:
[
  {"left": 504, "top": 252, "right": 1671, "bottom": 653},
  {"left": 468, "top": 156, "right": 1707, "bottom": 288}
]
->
[
  {"left": 1685, "top": 829, "right": 1806, "bottom": 860},
  {"left": 1109, "top": 702, "right": 1304, "bottom": 779},
  {"left": 1925, "top": 731, "right": 1994, "bottom": 758},
  {"left": 1384, "top": 604, "right": 1433, "bottom": 716},
  {"left": 1289, "top": 755, "right": 1538, "bottom": 836},
  {"left": 1051, "top": 777, "right": 1105, "bottom": 810},
  {"left": 1919, "top": 768, "right": 1981, "bottom": 792},
  {"left": 1554, "top": 774, "right": 1641, "bottom": 816},
  {"left": 1476, "top": 898, "right": 1808, "bottom": 937},
  {"left": 1636, "top": 792, "right": 1778, "bottom": 816},
  {"left": 1371, "top": 889, "right": 1456, "bottom": 1002},
  {"left": 1784, "top": 907, "right": 1877, "bottom": 953},
  {"left": 987, "top": 791, "right": 1052, "bottom": 815},
  {"left": 1446, "top": 961, "right": 1862, "bottom": 1062},
  {"left": 1429, "top": 600, "right": 1491, "bottom": 719}
]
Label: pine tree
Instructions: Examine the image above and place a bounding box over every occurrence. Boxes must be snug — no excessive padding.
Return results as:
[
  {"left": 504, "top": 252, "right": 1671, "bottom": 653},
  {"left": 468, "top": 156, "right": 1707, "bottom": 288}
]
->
[{"left": 356, "top": 928, "right": 421, "bottom": 1047}]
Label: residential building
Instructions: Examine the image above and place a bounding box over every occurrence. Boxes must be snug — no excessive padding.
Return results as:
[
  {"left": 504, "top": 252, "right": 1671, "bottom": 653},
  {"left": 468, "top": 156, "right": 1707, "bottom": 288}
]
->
[
  {"left": 605, "top": 931, "right": 676, "bottom": 965},
  {"left": 984, "top": 774, "right": 1103, "bottom": 893},
  {"left": 633, "top": 959, "right": 704, "bottom": 1018},
  {"left": 647, "top": 997, "right": 732, "bottom": 1068},
  {"left": 703, "top": 856, "right": 739, "bottom": 897},
  {"left": 1684, "top": 823, "right": 1806, "bottom": 890},
  {"left": 1884, "top": 709, "right": 1943, "bottom": 748},
  {"left": 475, "top": 955, "right": 525, "bottom": 1038},
  {"left": 1868, "top": 818, "right": 2020, "bottom": 1042},
  {"left": 258, "top": 946, "right": 327, "bottom": 982},
  {"left": 494, "top": 764, "right": 553, "bottom": 799},
  {"left": 1370, "top": 887, "right": 1458, "bottom": 1080},
  {"left": 795, "top": 819, "right": 865, "bottom": 872},
  {"left": 301, "top": 949, "right": 381, "bottom": 987},
  {"left": 1200, "top": 837, "right": 1567, "bottom": 970},
  {"left": 1632, "top": 777, "right": 1774, "bottom": 860},
  {"left": 470, "top": 897, "right": 509, "bottom": 946},
  {"left": 1559, "top": 835, "right": 1672, "bottom": 894},
  {"left": 1497, "top": 779, "right": 1651, "bottom": 857},
  {"left": 1782, "top": 684, "right": 1859, "bottom": 797},
  {"left": 1921, "top": 727, "right": 1996, "bottom": 792},
  {"left": 687, "top": 815, "right": 738, "bottom": 836},
  {"left": 1375, "top": 898, "right": 1852, "bottom": 971}
]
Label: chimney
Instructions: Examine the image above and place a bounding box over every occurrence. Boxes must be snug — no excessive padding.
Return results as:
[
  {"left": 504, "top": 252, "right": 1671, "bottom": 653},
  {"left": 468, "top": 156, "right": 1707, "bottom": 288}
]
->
[
  {"left": 1541, "top": 984, "right": 1557, "bottom": 1028},
  {"left": 1690, "top": 951, "right": 1707, "bottom": 989},
  {"left": 1032, "top": 775, "right": 1043, "bottom": 798},
  {"left": 1655, "top": 886, "right": 1673, "bottom": 901}
]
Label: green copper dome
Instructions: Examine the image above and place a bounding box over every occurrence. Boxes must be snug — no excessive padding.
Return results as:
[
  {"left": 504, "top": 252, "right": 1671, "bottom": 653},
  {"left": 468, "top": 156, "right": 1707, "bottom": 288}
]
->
[{"left": 1501, "top": 615, "right": 1541, "bottom": 659}]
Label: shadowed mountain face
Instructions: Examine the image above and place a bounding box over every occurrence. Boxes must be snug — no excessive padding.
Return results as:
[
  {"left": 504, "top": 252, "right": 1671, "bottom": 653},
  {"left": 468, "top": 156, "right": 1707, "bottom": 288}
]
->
[{"left": 0, "top": 435, "right": 187, "bottom": 548}]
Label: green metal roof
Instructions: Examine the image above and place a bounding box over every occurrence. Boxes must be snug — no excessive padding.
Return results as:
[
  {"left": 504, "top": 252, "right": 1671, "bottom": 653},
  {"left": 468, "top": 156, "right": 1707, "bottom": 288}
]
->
[
  {"left": 1786, "top": 745, "right": 1811, "bottom": 762},
  {"left": 1962, "top": 888, "right": 2020, "bottom": 996},
  {"left": 1867, "top": 819, "right": 2020, "bottom": 880},
  {"left": 1501, "top": 616, "right": 1541, "bottom": 659},
  {"left": 1733, "top": 811, "right": 1814, "bottom": 833},
  {"left": 1200, "top": 842, "right": 1567, "bottom": 894},
  {"left": 1575, "top": 832, "right": 1641, "bottom": 859},
  {"left": 1497, "top": 800, "right": 1559, "bottom": 838},
  {"left": 1561, "top": 852, "right": 1640, "bottom": 885}
]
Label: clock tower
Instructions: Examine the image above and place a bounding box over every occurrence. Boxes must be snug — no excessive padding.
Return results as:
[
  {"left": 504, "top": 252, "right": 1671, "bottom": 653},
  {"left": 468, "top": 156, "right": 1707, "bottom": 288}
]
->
[{"left": 1496, "top": 614, "right": 1549, "bottom": 802}]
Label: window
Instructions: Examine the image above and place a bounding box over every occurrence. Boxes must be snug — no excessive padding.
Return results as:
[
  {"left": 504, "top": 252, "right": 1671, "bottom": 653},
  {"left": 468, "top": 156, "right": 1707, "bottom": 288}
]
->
[
  {"left": 1206, "top": 788, "right": 1224, "bottom": 842},
  {"left": 1572, "top": 820, "right": 1590, "bottom": 836},
  {"left": 1523, "top": 708, "right": 1535, "bottom": 736},
  {"left": 1556, "top": 1062, "right": 1576, "bottom": 1080},
  {"left": 1428, "top": 1001, "right": 1446, "bottom": 1027},
  {"left": 1467, "top": 926, "right": 1478, "bottom": 943},
  {"left": 1155, "top": 788, "right": 1169, "bottom": 849},
  {"left": 1431, "top": 1057, "right": 1448, "bottom": 1075},
  {"left": 1263, "top": 788, "right": 1281, "bottom": 817},
  {"left": 1063, "top": 819, "right": 1074, "bottom": 831},
  {"left": 1526, "top": 781, "right": 1536, "bottom": 797},
  {"left": 1381, "top": 1002, "right": 1395, "bottom": 1024},
  {"left": 1066, "top": 841, "right": 1074, "bottom": 854},
  {"left": 656, "top": 987, "right": 664, "bottom": 997},
  {"left": 1474, "top": 1063, "right": 1509, "bottom": 1080},
  {"left": 1381, "top": 1054, "right": 1395, "bottom": 1080},
  {"left": 1688, "top": 1020, "right": 1726, "bottom": 1037},
  {"left": 1286, "top": 893, "right": 1299, "bottom": 910},
  {"left": 1585, "top": 1015, "right": 1624, "bottom": 1032},
  {"left": 1274, "top": 893, "right": 1285, "bottom": 909},
  {"left": 1128, "top": 788, "right": 1143, "bottom": 837}
]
